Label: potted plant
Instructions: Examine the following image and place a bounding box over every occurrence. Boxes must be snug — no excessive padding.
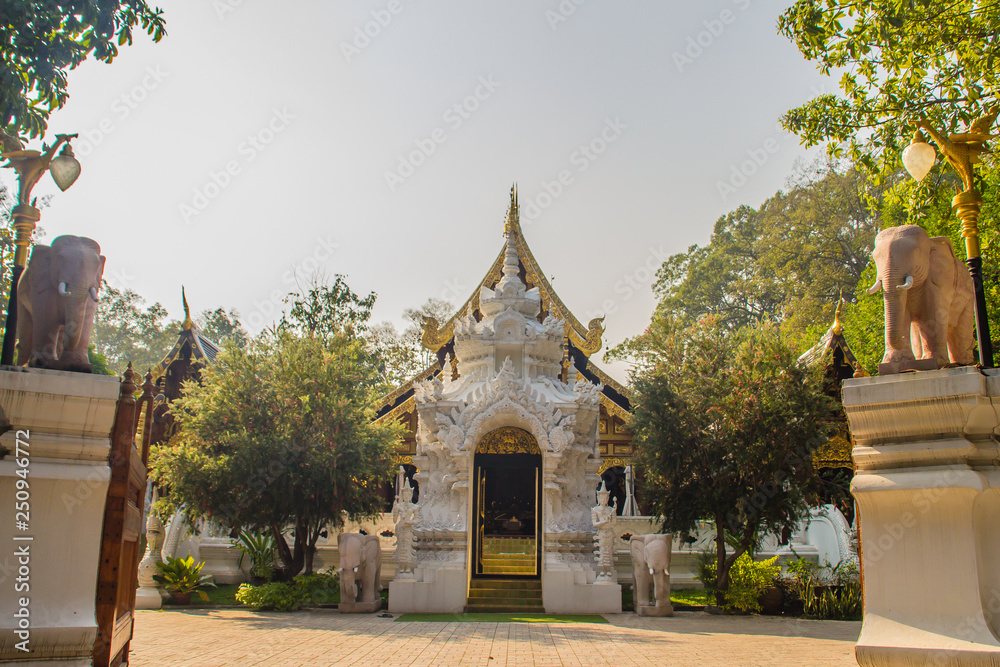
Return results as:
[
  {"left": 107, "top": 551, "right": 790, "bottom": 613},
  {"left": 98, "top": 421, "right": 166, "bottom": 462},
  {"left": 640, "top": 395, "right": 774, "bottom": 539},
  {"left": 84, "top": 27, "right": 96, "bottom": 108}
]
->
[{"left": 153, "top": 555, "right": 217, "bottom": 604}]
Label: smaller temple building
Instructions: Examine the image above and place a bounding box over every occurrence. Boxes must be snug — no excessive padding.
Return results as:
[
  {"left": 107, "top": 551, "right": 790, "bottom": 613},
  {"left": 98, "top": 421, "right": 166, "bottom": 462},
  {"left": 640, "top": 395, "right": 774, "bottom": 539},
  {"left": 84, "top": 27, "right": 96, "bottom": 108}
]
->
[{"left": 379, "top": 189, "right": 629, "bottom": 613}]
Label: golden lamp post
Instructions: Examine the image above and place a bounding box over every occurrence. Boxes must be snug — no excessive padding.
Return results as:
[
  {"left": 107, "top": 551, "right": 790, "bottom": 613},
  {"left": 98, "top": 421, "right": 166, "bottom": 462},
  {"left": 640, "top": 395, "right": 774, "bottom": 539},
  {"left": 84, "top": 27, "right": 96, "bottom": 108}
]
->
[
  {"left": 902, "top": 107, "right": 998, "bottom": 368},
  {"left": 0, "top": 132, "right": 82, "bottom": 366}
]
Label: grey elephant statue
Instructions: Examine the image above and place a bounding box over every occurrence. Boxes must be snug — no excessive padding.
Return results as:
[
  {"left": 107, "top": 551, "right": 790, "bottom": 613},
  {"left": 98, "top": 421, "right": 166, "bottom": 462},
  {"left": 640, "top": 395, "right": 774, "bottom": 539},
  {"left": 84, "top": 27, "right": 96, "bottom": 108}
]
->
[
  {"left": 868, "top": 225, "right": 975, "bottom": 372},
  {"left": 17, "top": 235, "right": 105, "bottom": 372},
  {"left": 630, "top": 534, "right": 672, "bottom": 616},
  {"left": 337, "top": 533, "right": 382, "bottom": 613}
]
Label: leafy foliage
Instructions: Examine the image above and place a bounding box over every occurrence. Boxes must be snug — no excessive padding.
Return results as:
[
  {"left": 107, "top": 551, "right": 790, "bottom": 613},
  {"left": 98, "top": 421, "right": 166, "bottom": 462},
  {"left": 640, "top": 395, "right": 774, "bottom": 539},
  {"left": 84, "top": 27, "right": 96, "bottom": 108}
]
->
[
  {"left": 152, "top": 555, "right": 216, "bottom": 601},
  {"left": 783, "top": 557, "right": 862, "bottom": 620},
  {"left": 233, "top": 529, "right": 276, "bottom": 582},
  {"left": 700, "top": 552, "right": 781, "bottom": 613},
  {"left": 91, "top": 284, "right": 178, "bottom": 376},
  {"left": 626, "top": 161, "right": 888, "bottom": 355},
  {"left": 236, "top": 570, "right": 340, "bottom": 611},
  {"left": 198, "top": 307, "right": 248, "bottom": 349},
  {"left": 369, "top": 298, "right": 453, "bottom": 387},
  {"left": 281, "top": 274, "right": 376, "bottom": 341},
  {"left": 1, "top": 1, "right": 167, "bottom": 139},
  {"left": 778, "top": 0, "right": 1000, "bottom": 166},
  {"left": 152, "top": 282, "right": 403, "bottom": 578},
  {"left": 625, "top": 316, "right": 834, "bottom": 606}
]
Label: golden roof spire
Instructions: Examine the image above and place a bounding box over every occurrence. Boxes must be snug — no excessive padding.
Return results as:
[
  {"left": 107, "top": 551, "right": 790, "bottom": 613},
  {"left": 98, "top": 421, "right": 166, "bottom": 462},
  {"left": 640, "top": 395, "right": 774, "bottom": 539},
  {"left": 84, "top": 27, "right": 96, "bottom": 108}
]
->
[
  {"left": 182, "top": 286, "right": 193, "bottom": 331},
  {"left": 504, "top": 183, "right": 519, "bottom": 236},
  {"left": 832, "top": 288, "right": 844, "bottom": 336}
]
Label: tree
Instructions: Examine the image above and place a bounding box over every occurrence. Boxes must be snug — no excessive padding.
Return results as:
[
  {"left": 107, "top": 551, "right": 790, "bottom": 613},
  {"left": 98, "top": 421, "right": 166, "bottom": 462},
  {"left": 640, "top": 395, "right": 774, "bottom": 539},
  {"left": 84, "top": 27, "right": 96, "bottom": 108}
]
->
[
  {"left": 91, "top": 284, "right": 177, "bottom": 376},
  {"left": 197, "top": 307, "right": 247, "bottom": 348},
  {"left": 1, "top": 1, "right": 166, "bottom": 139},
  {"left": 369, "top": 297, "right": 454, "bottom": 387},
  {"left": 281, "top": 274, "right": 376, "bottom": 340},
  {"left": 644, "top": 161, "right": 887, "bottom": 352},
  {"left": 778, "top": 0, "right": 1000, "bottom": 166},
  {"left": 151, "top": 327, "right": 402, "bottom": 578},
  {"left": 625, "top": 316, "right": 833, "bottom": 606}
]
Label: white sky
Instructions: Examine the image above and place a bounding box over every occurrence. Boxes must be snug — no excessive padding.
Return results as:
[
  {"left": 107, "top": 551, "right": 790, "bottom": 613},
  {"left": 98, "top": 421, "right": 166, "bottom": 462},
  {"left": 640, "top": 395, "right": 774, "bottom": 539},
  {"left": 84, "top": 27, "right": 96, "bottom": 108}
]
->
[{"left": 8, "top": 0, "right": 829, "bottom": 382}]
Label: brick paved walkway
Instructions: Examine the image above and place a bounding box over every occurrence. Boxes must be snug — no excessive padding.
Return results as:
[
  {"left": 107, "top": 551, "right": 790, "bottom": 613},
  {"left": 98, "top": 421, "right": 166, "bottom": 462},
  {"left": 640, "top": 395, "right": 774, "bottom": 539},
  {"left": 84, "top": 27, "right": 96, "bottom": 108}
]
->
[{"left": 129, "top": 609, "right": 860, "bottom": 666}]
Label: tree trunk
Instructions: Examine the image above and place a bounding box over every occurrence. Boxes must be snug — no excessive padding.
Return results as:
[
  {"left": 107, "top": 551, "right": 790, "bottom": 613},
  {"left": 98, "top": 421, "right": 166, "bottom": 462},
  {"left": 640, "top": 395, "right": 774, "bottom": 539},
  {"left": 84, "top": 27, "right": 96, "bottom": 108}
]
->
[
  {"left": 271, "top": 523, "right": 293, "bottom": 581},
  {"left": 714, "top": 514, "right": 727, "bottom": 607}
]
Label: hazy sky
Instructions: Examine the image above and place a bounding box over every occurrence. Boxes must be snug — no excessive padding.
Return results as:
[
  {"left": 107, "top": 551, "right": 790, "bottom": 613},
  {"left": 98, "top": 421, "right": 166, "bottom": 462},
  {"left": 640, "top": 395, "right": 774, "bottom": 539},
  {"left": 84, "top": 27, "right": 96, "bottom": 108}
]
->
[{"left": 8, "top": 0, "right": 830, "bottom": 381}]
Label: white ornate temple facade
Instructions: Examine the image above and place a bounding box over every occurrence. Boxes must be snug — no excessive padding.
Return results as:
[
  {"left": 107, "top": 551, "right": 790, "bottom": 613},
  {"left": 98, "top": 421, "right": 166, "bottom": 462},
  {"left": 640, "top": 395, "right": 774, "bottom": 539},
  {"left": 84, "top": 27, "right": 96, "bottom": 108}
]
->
[{"left": 388, "top": 191, "right": 620, "bottom": 613}]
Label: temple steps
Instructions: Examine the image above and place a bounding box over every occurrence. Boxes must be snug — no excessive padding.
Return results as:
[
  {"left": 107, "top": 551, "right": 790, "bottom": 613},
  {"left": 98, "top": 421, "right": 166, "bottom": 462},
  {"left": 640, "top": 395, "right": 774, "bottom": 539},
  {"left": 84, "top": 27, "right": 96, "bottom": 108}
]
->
[
  {"left": 465, "top": 578, "right": 544, "bottom": 613},
  {"left": 481, "top": 553, "right": 536, "bottom": 575}
]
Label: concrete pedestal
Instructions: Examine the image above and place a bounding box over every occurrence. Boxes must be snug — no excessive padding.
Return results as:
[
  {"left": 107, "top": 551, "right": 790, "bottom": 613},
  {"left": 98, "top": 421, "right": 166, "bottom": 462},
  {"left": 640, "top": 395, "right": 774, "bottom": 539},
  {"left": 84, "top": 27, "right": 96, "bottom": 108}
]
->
[
  {"left": 843, "top": 367, "right": 1000, "bottom": 666},
  {"left": 637, "top": 603, "right": 673, "bottom": 617},
  {"left": 0, "top": 368, "right": 121, "bottom": 665},
  {"left": 135, "top": 586, "right": 168, "bottom": 611},
  {"left": 389, "top": 565, "right": 467, "bottom": 613}
]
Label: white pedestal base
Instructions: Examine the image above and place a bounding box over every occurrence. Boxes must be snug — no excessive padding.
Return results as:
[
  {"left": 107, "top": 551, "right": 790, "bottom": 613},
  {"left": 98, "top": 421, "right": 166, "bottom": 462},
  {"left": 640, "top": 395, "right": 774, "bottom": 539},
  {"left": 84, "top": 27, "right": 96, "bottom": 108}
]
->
[
  {"left": 844, "top": 367, "right": 1000, "bottom": 666},
  {"left": 389, "top": 566, "right": 467, "bottom": 613},
  {"left": 0, "top": 368, "right": 120, "bottom": 664},
  {"left": 135, "top": 586, "right": 167, "bottom": 610},
  {"left": 542, "top": 569, "right": 621, "bottom": 614}
]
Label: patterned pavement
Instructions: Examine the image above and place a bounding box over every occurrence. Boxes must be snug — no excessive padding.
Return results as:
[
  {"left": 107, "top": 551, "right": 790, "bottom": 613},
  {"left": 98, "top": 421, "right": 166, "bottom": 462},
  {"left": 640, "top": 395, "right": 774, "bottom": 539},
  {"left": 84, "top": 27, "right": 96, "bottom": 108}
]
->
[{"left": 129, "top": 608, "right": 861, "bottom": 666}]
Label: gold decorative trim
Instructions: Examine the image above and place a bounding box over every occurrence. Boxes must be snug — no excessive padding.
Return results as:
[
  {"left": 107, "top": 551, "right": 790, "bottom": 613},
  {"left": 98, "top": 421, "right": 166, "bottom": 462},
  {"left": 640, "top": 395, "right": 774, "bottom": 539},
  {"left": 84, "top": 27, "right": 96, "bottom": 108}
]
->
[
  {"left": 588, "top": 362, "right": 631, "bottom": 402},
  {"left": 395, "top": 455, "right": 414, "bottom": 467},
  {"left": 813, "top": 429, "right": 854, "bottom": 471},
  {"left": 375, "top": 396, "right": 415, "bottom": 425},
  {"left": 600, "top": 394, "right": 631, "bottom": 424},
  {"left": 475, "top": 426, "right": 541, "bottom": 455},
  {"left": 598, "top": 457, "right": 629, "bottom": 474},
  {"left": 375, "top": 362, "right": 438, "bottom": 413}
]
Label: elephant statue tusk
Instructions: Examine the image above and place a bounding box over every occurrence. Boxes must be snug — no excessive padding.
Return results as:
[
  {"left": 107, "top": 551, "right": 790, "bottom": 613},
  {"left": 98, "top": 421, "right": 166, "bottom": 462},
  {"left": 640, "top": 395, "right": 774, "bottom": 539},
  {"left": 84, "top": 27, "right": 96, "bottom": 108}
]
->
[
  {"left": 58, "top": 282, "right": 70, "bottom": 296},
  {"left": 88, "top": 286, "right": 99, "bottom": 302},
  {"left": 896, "top": 275, "right": 914, "bottom": 291},
  {"left": 866, "top": 279, "right": 882, "bottom": 295}
]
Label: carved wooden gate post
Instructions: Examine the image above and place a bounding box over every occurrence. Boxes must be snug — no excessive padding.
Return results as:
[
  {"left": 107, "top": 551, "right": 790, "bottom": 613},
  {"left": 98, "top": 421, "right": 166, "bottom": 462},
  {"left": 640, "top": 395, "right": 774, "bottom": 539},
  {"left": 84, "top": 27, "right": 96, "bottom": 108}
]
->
[{"left": 93, "top": 366, "right": 156, "bottom": 667}]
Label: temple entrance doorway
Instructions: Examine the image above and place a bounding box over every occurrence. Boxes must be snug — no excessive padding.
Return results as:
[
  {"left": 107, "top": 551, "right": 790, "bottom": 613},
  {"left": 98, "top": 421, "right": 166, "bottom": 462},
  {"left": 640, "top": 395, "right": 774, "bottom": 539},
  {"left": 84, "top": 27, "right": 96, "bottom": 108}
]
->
[{"left": 471, "top": 427, "right": 542, "bottom": 579}]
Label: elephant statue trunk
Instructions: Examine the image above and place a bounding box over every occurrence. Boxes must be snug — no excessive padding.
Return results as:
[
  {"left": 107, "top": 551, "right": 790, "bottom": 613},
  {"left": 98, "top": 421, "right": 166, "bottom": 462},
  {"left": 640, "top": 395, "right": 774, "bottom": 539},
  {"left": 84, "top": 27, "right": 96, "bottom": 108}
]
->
[{"left": 870, "top": 225, "right": 975, "bottom": 373}]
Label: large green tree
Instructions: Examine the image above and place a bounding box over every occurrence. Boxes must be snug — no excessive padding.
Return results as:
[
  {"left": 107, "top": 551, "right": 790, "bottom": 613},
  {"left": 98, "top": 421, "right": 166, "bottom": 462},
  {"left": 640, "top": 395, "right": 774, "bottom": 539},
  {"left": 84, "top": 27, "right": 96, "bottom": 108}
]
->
[
  {"left": 646, "top": 161, "right": 889, "bottom": 352},
  {"left": 623, "top": 316, "right": 833, "bottom": 606},
  {"left": 779, "top": 0, "right": 1000, "bottom": 165},
  {"left": 1, "top": 1, "right": 166, "bottom": 139},
  {"left": 152, "top": 316, "right": 401, "bottom": 578},
  {"left": 91, "top": 284, "right": 177, "bottom": 375}
]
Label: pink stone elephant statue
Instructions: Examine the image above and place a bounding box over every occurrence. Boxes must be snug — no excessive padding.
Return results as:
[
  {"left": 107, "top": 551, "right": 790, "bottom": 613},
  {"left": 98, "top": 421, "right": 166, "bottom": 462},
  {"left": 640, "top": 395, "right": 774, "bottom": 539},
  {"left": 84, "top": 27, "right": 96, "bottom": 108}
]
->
[
  {"left": 17, "top": 235, "right": 105, "bottom": 372},
  {"left": 868, "top": 225, "right": 975, "bottom": 370},
  {"left": 337, "top": 533, "right": 382, "bottom": 613}
]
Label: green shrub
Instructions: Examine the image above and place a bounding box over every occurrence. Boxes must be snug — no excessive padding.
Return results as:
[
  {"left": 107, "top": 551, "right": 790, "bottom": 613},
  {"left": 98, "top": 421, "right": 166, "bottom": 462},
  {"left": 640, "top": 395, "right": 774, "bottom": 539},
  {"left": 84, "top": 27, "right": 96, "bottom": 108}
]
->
[
  {"left": 233, "top": 530, "right": 276, "bottom": 582},
  {"left": 784, "top": 557, "right": 862, "bottom": 620},
  {"left": 700, "top": 552, "right": 781, "bottom": 613},
  {"left": 236, "top": 570, "right": 340, "bottom": 611}
]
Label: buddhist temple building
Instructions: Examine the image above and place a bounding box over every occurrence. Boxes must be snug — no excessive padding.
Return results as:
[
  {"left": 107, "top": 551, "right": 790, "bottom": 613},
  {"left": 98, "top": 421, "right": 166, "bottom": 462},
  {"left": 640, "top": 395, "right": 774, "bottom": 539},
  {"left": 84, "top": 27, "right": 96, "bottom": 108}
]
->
[{"left": 376, "top": 187, "right": 633, "bottom": 613}]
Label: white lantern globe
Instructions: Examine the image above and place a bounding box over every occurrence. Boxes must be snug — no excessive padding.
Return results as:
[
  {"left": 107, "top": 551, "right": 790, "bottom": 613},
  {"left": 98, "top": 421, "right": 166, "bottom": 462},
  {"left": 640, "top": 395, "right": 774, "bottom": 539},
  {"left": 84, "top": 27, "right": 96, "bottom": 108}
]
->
[
  {"left": 902, "top": 140, "right": 936, "bottom": 183},
  {"left": 49, "top": 143, "right": 81, "bottom": 191}
]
